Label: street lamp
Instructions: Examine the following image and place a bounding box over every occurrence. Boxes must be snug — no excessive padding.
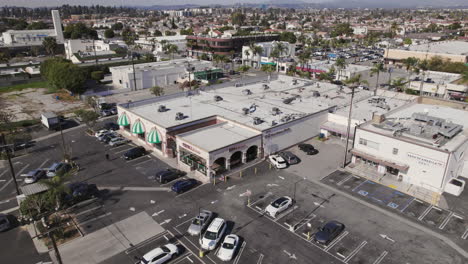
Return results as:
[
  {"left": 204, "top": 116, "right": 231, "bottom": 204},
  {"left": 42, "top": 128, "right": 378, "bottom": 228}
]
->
[
  {"left": 342, "top": 86, "right": 355, "bottom": 168},
  {"left": 185, "top": 61, "right": 195, "bottom": 91}
]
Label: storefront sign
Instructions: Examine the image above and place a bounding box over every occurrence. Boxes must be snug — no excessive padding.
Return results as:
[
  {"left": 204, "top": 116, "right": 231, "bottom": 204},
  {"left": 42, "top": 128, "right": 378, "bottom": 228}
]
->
[
  {"left": 182, "top": 143, "right": 201, "bottom": 154},
  {"left": 265, "top": 128, "right": 291, "bottom": 138},
  {"left": 229, "top": 145, "right": 246, "bottom": 152},
  {"left": 407, "top": 152, "right": 445, "bottom": 167}
]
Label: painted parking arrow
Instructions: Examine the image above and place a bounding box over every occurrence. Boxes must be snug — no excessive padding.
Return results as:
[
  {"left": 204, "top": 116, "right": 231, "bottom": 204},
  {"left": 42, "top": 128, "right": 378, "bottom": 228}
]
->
[
  {"left": 379, "top": 234, "right": 395, "bottom": 243},
  {"left": 160, "top": 219, "right": 172, "bottom": 225},
  {"left": 226, "top": 185, "right": 236, "bottom": 191},
  {"left": 313, "top": 202, "right": 325, "bottom": 208},
  {"left": 278, "top": 176, "right": 285, "bottom": 180},
  {"left": 152, "top": 210, "right": 165, "bottom": 217},
  {"left": 178, "top": 213, "right": 187, "bottom": 219}
]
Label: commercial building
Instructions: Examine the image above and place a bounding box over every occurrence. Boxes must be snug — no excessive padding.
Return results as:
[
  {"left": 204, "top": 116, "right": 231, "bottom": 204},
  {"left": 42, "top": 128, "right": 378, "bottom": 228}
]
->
[
  {"left": 109, "top": 59, "right": 218, "bottom": 90},
  {"left": 384, "top": 40, "right": 468, "bottom": 64},
  {"left": 187, "top": 34, "right": 279, "bottom": 57},
  {"left": 350, "top": 103, "right": 468, "bottom": 198},
  {"left": 406, "top": 71, "right": 467, "bottom": 100},
  {"left": 134, "top": 35, "right": 187, "bottom": 54},
  {"left": 1, "top": 10, "right": 64, "bottom": 46},
  {"left": 242, "top": 41, "right": 296, "bottom": 71},
  {"left": 64, "top": 39, "right": 122, "bottom": 63},
  {"left": 296, "top": 60, "right": 372, "bottom": 81},
  {"left": 116, "top": 75, "right": 364, "bottom": 179}
]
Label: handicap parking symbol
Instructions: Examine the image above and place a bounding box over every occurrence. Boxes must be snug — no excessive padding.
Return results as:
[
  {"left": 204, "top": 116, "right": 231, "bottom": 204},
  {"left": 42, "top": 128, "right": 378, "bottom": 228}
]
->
[
  {"left": 358, "top": 190, "right": 369, "bottom": 196},
  {"left": 387, "top": 202, "right": 399, "bottom": 209}
]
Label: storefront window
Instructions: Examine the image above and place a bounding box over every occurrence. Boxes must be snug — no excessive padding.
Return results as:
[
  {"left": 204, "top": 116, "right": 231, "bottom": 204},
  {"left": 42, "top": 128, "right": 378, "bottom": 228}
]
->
[
  {"left": 153, "top": 142, "right": 162, "bottom": 150},
  {"left": 138, "top": 132, "right": 145, "bottom": 140},
  {"left": 180, "top": 148, "right": 207, "bottom": 175}
]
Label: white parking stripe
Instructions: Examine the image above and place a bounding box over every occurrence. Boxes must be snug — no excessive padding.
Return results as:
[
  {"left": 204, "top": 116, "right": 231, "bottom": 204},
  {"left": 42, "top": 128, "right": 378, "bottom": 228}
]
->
[
  {"left": 125, "top": 155, "right": 149, "bottom": 163},
  {"left": 256, "top": 253, "right": 264, "bottom": 264},
  {"left": 79, "top": 212, "right": 112, "bottom": 226},
  {"left": 125, "top": 231, "right": 169, "bottom": 254},
  {"left": 372, "top": 251, "right": 388, "bottom": 264},
  {"left": 38, "top": 159, "right": 50, "bottom": 169},
  {"left": 0, "top": 164, "right": 30, "bottom": 192},
  {"left": 274, "top": 205, "right": 298, "bottom": 222},
  {"left": 233, "top": 241, "right": 247, "bottom": 264},
  {"left": 0, "top": 170, "right": 8, "bottom": 179},
  {"left": 418, "top": 205, "right": 433, "bottom": 221},
  {"left": 439, "top": 212, "right": 454, "bottom": 230},
  {"left": 176, "top": 183, "right": 207, "bottom": 198},
  {"left": 132, "top": 158, "right": 153, "bottom": 166},
  {"left": 249, "top": 192, "right": 273, "bottom": 207},
  {"left": 325, "top": 231, "right": 349, "bottom": 252},
  {"left": 73, "top": 205, "right": 103, "bottom": 217},
  {"left": 344, "top": 241, "right": 367, "bottom": 263},
  {"left": 169, "top": 229, "right": 209, "bottom": 264},
  {"left": 115, "top": 147, "right": 134, "bottom": 154},
  {"left": 462, "top": 228, "right": 468, "bottom": 240}
]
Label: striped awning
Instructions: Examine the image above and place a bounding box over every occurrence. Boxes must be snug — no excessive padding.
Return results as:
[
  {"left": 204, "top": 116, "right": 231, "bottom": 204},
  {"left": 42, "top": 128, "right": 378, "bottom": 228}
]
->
[
  {"left": 131, "top": 119, "right": 145, "bottom": 134},
  {"left": 117, "top": 112, "right": 129, "bottom": 126},
  {"left": 147, "top": 128, "right": 161, "bottom": 144}
]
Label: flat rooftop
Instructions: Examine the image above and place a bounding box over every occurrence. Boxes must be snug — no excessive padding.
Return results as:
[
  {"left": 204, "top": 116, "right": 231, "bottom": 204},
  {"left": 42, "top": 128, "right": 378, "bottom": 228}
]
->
[
  {"left": 335, "top": 95, "right": 411, "bottom": 122},
  {"left": 362, "top": 103, "right": 468, "bottom": 151},
  {"left": 109, "top": 58, "right": 211, "bottom": 72},
  {"left": 308, "top": 61, "right": 371, "bottom": 73},
  {"left": 408, "top": 41, "right": 468, "bottom": 56},
  {"left": 411, "top": 70, "right": 461, "bottom": 84},
  {"left": 122, "top": 75, "right": 374, "bottom": 131},
  {"left": 177, "top": 122, "right": 261, "bottom": 152}
]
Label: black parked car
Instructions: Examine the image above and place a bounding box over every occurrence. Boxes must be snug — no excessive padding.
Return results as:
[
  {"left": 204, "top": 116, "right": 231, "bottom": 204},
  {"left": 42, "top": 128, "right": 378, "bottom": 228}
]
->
[
  {"left": 171, "top": 179, "right": 198, "bottom": 194},
  {"left": 0, "top": 214, "right": 11, "bottom": 232},
  {"left": 123, "top": 146, "right": 146, "bottom": 160},
  {"left": 65, "top": 182, "right": 100, "bottom": 205},
  {"left": 298, "top": 143, "right": 318, "bottom": 155},
  {"left": 155, "top": 169, "right": 186, "bottom": 184},
  {"left": 314, "top": 221, "right": 345, "bottom": 245},
  {"left": 104, "top": 122, "right": 120, "bottom": 131}
]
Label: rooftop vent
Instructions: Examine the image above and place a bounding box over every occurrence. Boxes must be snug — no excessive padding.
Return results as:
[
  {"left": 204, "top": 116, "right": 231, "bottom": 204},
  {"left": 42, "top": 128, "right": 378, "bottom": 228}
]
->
[
  {"left": 158, "top": 105, "right": 167, "bottom": 112},
  {"left": 312, "top": 91, "right": 320, "bottom": 97},
  {"left": 242, "top": 89, "right": 252, "bottom": 95},
  {"left": 262, "top": 84, "right": 270, "bottom": 90},
  {"left": 242, "top": 108, "right": 249, "bottom": 115},
  {"left": 283, "top": 97, "right": 295, "bottom": 104},
  {"left": 175, "top": 112, "right": 185, "bottom": 120},
  {"left": 214, "top": 95, "right": 223, "bottom": 102},
  {"left": 253, "top": 117, "right": 263, "bottom": 125},
  {"left": 271, "top": 107, "right": 282, "bottom": 116},
  {"left": 292, "top": 79, "right": 298, "bottom": 85}
]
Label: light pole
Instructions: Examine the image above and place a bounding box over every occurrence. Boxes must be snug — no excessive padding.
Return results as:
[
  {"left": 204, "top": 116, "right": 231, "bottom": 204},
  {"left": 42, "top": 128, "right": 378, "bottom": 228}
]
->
[
  {"left": 342, "top": 86, "right": 355, "bottom": 168},
  {"left": 1, "top": 134, "right": 19, "bottom": 195}
]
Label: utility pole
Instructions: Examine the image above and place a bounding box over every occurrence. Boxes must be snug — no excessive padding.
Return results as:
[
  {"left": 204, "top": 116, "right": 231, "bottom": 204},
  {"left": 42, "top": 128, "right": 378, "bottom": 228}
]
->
[
  {"left": 93, "top": 38, "right": 98, "bottom": 66},
  {"left": 1, "top": 134, "right": 20, "bottom": 195},
  {"left": 49, "top": 232, "right": 63, "bottom": 264},
  {"left": 58, "top": 121, "right": 67, "bottom": 161},
  {"left": 131, "top": 53, "right": 137, "bottom": 91},
  {"left": 342, "top": 87, "right": 355, "bottom": 168}
]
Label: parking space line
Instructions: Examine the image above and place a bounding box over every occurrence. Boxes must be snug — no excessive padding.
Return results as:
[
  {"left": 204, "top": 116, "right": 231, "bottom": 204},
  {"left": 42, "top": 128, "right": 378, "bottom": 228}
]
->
[
  {"left": 126, "top": 155, "right": 150, "bottom": 163},
  {"left": 171, "top": 252, "right": 192, "bottom": 264},
  {"left": 337, "top": 175, "right": 353, "bottom": 186},
  {"left": 38, "top": 158, "right": 50, "bottom": 169},
  {"left": 372, "top": 251, "right": 388, "bottom": 264},
  {"left": 73, "top": 205, "right": 103, "bottom": 217},
  {"left": 0, "top": 164, "right": 30, "bottom": 192},
  {"left": 125, "top": 231, "right": 169, "bottom": 254},
  {"left": 351, "top": 179, "right": 368, "bottom": 192},
  {"left": 114, "top": 147, "right": 134, "bottom": 154},
  {"left": 292, "top": 213, "right": 316, "bottom": 232},
  {"left": 399, "top": 197, "right": 415, "bottom": 213},
  {"left": 439, "top": 212, "right": 454, "bottom": 230},
  {"left": 249, "top": 192, "right": 273, "bottom": 207},
  {"left": 176, "top": 183, "right": 207, "bottom": 198},
  {"left": 462, "top": 228, "right": 468, "bottom": 240},
  {"left": 344, "top": 241, "right": 367, "bottom": 263},
  {"left": 274, "top": 205, "right": 298, "bottom": 222},
  {"left": 256, "top": 253, "right": 264, "bottom": 264},
  {"left": 324, "top": 231, "right": 349, "bottom": 252},
  {"left": 233, "top": 241, "right": 247, "bottom": 264},
  {"left": 175, "top": 217, "right": 195, "bottom": 229},
  {"left": 170, "top": 229, "right": 210, "bottom": 264},
  {"left": 132, "top": 158, "right": 153, "bottom": 166},
  {"left": 0, "top": 170, "right": 8, "bottom": 179},
  {"left": 418, "top": 205, "right": 433, "bottom": 221},
  {"left": 79, "top": 212, "right": 112, "bottom": 226}
]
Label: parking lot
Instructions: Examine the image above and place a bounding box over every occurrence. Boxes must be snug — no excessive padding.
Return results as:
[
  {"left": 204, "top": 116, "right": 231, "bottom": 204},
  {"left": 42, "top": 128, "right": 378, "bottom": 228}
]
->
[{"left": 322, "top": 170, "right": 468, "bottom": 247}]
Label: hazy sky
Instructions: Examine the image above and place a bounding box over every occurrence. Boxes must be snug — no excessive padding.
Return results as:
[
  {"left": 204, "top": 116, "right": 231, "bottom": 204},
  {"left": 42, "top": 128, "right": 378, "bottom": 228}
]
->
[{"left": 0, "top": 0, "right": 466, "bottom": 7}]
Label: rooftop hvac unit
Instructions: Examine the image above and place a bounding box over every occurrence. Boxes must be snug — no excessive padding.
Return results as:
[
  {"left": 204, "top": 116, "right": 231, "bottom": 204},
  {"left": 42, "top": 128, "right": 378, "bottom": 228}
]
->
[
  {"left": 175, "top": 112, "right": 185, "bottom": 120},
  {"left": 242, "top": 108, "right": 249, "bottom": 115},
  {"left": 292, "top": 79, "right": 298, "bottom": 85},
  {"left": 158, "top": 105, "right": 167, "bottom": 112},
  {"left": 253, "top": 117, "right": 263, "bottom": 125},
  {"left": 312, "top": 91, "right": 320, "bottom": 97},
  {"left": 242, "top": 89, "right": 252, "bottom": 95},
  {"left": 283, "top": 97, "right": 295, "bottom": 104},
  {"left": 214, "top": 95, "right": 223, "bottom": 102},
  {"left": 271, "top": 107, "right": 281, "bottom": 116},
  {"left": 271, "top": 121, "right": 278, "bottom": 126},
  {"left": 262, "top": 84, "right": 270, "bottom": 90}
]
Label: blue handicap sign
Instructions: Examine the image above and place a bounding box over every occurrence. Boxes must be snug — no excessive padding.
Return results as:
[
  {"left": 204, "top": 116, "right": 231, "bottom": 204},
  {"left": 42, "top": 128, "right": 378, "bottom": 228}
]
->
[{"left": 387, "top": 202, "right": 399, "bottom": 209}]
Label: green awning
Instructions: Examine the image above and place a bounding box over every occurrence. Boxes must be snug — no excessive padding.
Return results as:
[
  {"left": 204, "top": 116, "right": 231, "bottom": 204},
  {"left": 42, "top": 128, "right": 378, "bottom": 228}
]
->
[
  {"left": 147, "top": 128, "right": 161, "bottom": 144},
  {"left": 117, "top": 112, "right": 129, "bottom": 126},
  {"left": 131, "top": 120, "right": 145, "bottom": 134}
]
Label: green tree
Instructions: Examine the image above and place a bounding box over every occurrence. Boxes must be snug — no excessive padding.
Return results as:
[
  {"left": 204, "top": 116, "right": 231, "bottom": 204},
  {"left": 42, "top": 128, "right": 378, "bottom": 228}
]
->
[
  {"left": 237, "top": 65, "right": 251, "bottom": 79},
  {"left": 0, "top": 51, "right": 11, "bottom": 63},
  {"left": 90, "top": 71, "right": 104, "bottom": 83},
  {"left": 163, "top": 44, "right": 178, "bottom": 60},
  {"left": 231, "top": 12, "right": 246, "bottom": 26},
  {"left": 279, "top": 32, "right": 296, "bottom": 44},
  {"left": 403, "top": 38, "right": 412, "bottom": 46},
  {"left": 248, "top": 42, "right": 264, "bottom": 68},
  {"left": 122, "top": 27, "right": 137, "bottom": 46},
  {"left": 402, "top": 57, "right": 419, "bottom": 88},
  {"left": 27, "top": 21, "right": 48, "bottom": 30},
  {"left": 153, "top": 30, "right": 162, "bottom": 37},
  {"left": 150, "top": 85, "right": 165, "bottom": 97},
  {"left": 344, "top": 74, "right": 369, "bottom": 87},
  {"left": 335, "top": 57, "right": 347, "bottom": 81},
  {"left": 104, "top": 29, "right": 115, "bottom": 38},
  {"left": 42, "top": 37, "right": 58, "bottom": 56},
  {"left": 111, "top": 22, "right": 123, "bottom": 30},
  {"left": 392, "top": 77, "right": 407, "bottom": 92},
  {"left": 165, "top": 31, "right": 176, "bottom": 36},
  {"left": 74, "top": 109, "right": 99, "bottom": 128},
  {"left": 261, "top": 64, "right": 275, "bottom": 80},
  {"left": 40, "top": 172, "right": 71, "bottom": 210},
  {"left": 331, "top": 23, "right": 353, "bottom": 37},
  {"left": 41, "top": 58, "right": 87, "bottom": 94}
]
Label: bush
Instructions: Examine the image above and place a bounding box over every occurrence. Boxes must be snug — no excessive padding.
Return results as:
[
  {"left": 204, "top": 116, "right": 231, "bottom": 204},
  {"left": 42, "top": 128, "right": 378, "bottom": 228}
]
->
[{"left": 90, "top": 71, "right": 104, "bottom": 82}]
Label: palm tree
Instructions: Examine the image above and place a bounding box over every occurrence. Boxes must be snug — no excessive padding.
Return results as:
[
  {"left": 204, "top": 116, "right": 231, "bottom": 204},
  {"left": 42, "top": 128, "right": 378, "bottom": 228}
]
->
[
  {"left": 344, "top": 74, "right": 369, "bottom": 88},
  {"left": 335, "top": 57, "right": 347, "bottom": 81},
  {"left": 238, "top": 65, "right": 251, "bottom": 80},
  {"left": 243, "top": 49, "right": 251, "bottom": 66},
  {"left": 392, "top": 77, "right": 407, "bottom": 92},
  {"left": 248, "top": 42, "right": 264, "bottom": 69},
  {"left": 272, "top": 42, "right": 287, "bottom": 72},
  {"left": 390, "top": 22, "right": 401, "bottom": 38},
  {"left": 41, "top": 172, "right": 71, "bottom": 210},
  {"left": 402, "top": 57, "right": 419, "bottom": 89},
  {"left": 163, "top": 44, "right": 178, "bottom": 60},
  {"left": 261, "top": 64, "right": 275, "bottom": 81},
  {"left": 370, "top": 62, "right": 385, "bottom": 91}
]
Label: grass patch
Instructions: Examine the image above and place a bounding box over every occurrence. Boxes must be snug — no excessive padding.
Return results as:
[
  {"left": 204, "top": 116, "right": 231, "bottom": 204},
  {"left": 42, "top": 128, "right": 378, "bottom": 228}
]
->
[
  {"left": 0, "top": 80, "right": 48, "bottom": 94},
  {"left": 0, "top": 119, "right": 40, "bottom": 132}
]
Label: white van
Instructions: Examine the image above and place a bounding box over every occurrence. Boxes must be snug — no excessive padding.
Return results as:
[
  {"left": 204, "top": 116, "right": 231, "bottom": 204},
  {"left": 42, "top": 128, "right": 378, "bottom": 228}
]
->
[{"left": 200, "top": 218, "right": 227, "bottom": 250}]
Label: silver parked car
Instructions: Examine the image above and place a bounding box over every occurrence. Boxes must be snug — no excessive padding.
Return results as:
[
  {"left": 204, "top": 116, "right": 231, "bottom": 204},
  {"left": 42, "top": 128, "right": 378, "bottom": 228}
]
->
[{"left": 188, "top": 210, "right": 213, "bottom": 236}]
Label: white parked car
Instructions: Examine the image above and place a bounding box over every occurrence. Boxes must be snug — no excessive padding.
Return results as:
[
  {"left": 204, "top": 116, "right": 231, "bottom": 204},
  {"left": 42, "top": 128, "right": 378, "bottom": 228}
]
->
[
  {"left": 268, "top": 155, "right": 287, "bottom": 169},
  {"left": 94, "top": 129, "right": 109, "bottom": 138},
  {"left": 265, "top": 196, "right": 293, "bottom": 218},
  {"left": 200, "top": 217, "right": 227, "bottom": 251},
  {"left": 138, "top": 243, "right": 179, "bottom": 264},
  {"left": 108, "top": 137, "right": 129, "bottom": 147},
  {"left": 217, "top": 234, "right": 240, "bottom": 261}
]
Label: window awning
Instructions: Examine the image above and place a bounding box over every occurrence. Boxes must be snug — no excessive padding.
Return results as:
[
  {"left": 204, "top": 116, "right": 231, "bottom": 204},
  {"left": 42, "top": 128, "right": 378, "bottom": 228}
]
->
[
  {"left": 117, "top": 112, "right": 129, "bottom": 126},
  {"left": 351, "top": 149, "right": 409, "bottom": 172},
  {"left": 147, "top": 128, "right": 161, "bottom": 144},
  {"left": 131, "top": 119, "right": 145, "bottom": 134}
]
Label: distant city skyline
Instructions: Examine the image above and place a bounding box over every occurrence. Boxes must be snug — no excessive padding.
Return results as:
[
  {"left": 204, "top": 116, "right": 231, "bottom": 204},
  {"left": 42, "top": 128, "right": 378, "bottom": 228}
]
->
[{"left": 1, "top": 0, "right": 468, "bottom": 8}]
